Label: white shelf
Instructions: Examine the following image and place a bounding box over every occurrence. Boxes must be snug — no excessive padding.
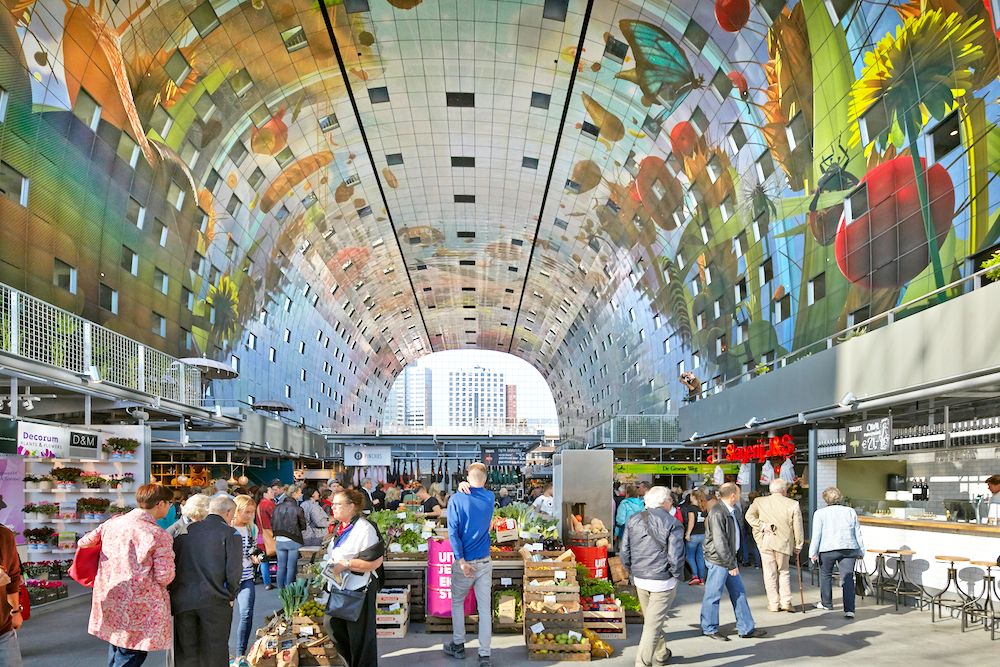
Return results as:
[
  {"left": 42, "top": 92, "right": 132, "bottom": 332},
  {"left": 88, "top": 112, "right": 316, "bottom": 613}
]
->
[
  {"left": 24, "top": 518, "right": 105, "bottom": 524},
  {"left": 26, "top": 489, "right": 127, "bottom": 494}
]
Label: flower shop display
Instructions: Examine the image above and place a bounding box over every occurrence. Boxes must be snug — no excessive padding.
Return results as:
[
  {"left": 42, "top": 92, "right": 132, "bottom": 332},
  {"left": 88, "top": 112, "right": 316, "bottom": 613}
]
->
[
  {"left": 111, "top": 472, "right": 135, "bottom": 491},
  {"left": 77, "top": 497, "right": 111, "bottom": 520},
  {"left": 108, "top": 505, "right": 132, "bottom": 516},
  {"left": 22, "top": 563, "right": 51, "bottom": 580},
  {"left": 25, "top": 502, "right": 60, "bottom": 521},
  {"left": 26, "top": 579, "right": 67, "bottom": 605},
  {"left": 24, "top": 527, "right": 56, "bottom": 552},
  {"left": 80, "top": 471, "right": 108, "bottom": 490},
  {"left": 103, "top": 437, "right": 139, "bottom": 459},
  {"left": 23, "top": 475, "right": 42, "bottom": 491}
]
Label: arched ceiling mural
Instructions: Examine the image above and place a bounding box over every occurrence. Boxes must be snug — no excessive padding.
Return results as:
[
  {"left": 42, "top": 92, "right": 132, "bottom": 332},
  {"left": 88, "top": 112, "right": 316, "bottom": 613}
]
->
[{"left": 0, "top": 0, "right": 996, "bottom": 441}]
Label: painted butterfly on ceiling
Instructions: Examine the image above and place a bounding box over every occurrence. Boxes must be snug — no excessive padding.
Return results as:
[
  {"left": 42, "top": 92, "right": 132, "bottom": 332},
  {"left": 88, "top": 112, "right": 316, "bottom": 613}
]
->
[{"left": 616, "top": 20, "right": 704, "bottom": 125}]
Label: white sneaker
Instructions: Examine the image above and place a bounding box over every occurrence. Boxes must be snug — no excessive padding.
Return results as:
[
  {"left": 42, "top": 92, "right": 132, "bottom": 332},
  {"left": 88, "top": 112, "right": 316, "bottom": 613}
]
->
[
  {"left": 815, "top": 603, "right": 833, "bottom": 611},
  {"left": 844, "top": 611, "right": 855, "bottom": 619}
]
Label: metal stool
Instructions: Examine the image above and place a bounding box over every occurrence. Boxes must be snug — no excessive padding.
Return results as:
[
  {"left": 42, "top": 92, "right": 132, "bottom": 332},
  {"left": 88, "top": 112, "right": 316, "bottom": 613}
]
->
[
  {"left": 866, "top": 549, "right": 894, "bottom": 604},
  {"left": 962, "top": 561, "right": 1000, "bottom": 639},
  {"left": 931, "top": 555, "right": 973, "bottom": 622},
  {"left": 883, "top": 550, "right": 926, "bottom": 611}
]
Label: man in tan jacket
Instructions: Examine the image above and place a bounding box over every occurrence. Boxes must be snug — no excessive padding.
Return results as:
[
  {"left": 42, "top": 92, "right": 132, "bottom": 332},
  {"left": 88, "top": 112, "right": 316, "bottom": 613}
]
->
[{"left": 746, "top": 478, "right": 804, "bottom": 612}]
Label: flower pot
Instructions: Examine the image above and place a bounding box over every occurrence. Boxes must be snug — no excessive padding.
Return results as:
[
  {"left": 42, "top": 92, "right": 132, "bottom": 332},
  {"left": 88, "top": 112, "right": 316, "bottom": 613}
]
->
[
  {"left": 25, "top": 481, "right": 38, "bottom": 491},
  {"left": 110, "top": 451, "right": 122, "bottom": 460},
  {"left": 38, "top": 480, "right": 53, "bottom": 492},
  {"left": 122, "top": 452, "right": 136, "bottom": 460},
  {"left": 120, "top": 482, "right": 134, "bottom": 493}
]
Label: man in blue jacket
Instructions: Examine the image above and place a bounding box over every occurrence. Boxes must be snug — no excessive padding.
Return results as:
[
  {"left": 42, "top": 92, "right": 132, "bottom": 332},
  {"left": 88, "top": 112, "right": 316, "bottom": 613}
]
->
[
  {"left": 443, "top": 463, "right": 495, "bottom": 667},
  {"left": 620, "top": 486, "right": 686, "bottom": 667}
]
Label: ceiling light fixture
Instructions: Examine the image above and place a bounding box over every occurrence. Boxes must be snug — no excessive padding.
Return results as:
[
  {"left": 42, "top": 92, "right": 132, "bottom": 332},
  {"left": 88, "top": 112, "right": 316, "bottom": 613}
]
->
[
  {"left": 839, "top": 392, "right": 857, "bottom": 408},
  {"left": 745, "top": 416, "right": 760, "bottom": 429}
]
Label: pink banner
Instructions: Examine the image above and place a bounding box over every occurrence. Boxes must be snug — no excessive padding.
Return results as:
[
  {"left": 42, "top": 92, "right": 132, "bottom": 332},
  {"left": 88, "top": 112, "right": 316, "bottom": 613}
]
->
[
  {"left": 426, "top": 538, "right": 477, "bottom": 617},
  {"left": 0, "top": 456, "right": 25, "bottom": 545}
]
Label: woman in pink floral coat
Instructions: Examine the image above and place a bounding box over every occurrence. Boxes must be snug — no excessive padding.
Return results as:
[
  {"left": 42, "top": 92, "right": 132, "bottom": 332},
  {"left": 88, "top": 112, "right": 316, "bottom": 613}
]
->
[{"left": 79, "top": 484, "right": 176, "bottom": 667}]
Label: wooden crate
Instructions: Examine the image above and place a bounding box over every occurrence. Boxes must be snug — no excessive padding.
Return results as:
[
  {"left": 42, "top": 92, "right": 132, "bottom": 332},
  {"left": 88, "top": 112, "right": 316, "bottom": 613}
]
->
[
  {"left": 425, "top": 614, "right": 478, "bottom": 633},
  {"left": 566, "top": 531, "right": 610, "bottom": 547},
  {"left": 299, "top": 643, "right": 344, "bottom": 666},
  {"left": 376, "top": 586, "right": 411, "bottom": 605},
  {"left": 525, "top": 621, "right": 590, "bottom": 662},
  {"left": 524, "top": 590, "right": 582, "bottom": 613},
  {"left": 607, "top": 556, "right": 629, "bottom": 585},
  {"left": 376, "top": 625, "right": 408, "bottom": 639},
  {"left": 384, "top": 566, "right": 426, "bottom": 622},
  {"left": 583, "top": 608, "right": 626, "bottom": 641}
]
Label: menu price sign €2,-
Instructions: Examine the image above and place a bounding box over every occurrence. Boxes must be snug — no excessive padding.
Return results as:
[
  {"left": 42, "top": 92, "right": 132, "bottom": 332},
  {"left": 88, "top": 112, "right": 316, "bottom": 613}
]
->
[{"left": 845, "top": 416, "right": 893, "bottom": 458}]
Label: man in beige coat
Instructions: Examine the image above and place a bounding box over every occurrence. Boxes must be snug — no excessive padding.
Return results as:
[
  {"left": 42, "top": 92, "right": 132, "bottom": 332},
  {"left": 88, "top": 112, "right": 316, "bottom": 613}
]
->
[{"left": 746, "top": 478, "right": 804, "bottom": 612}]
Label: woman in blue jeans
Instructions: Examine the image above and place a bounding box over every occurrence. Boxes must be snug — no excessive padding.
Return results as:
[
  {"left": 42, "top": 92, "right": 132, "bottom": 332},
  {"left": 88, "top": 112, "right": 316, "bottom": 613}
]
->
[
  {"left": 270, "top": 485, "right": 306, "bottom": 588},
  {"left": 809, "top": 486, "right": 865, "bottom": 618},
  {"left": 683, "top": 489, "right": 708, "bottom": 583},
  {"left": 230, "top": 495, "right": 260, "bottom": 667}
]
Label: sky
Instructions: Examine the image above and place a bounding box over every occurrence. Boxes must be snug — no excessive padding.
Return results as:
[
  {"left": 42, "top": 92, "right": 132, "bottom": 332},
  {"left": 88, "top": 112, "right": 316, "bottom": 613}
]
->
[{"left": 406, "top": 350, "right": 559, "bottom": 424}]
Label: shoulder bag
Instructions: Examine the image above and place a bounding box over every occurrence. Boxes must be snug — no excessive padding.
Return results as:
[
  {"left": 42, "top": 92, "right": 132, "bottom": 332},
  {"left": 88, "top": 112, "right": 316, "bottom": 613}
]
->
[{"left": 69, "top": 540, "right": 102, "bottom": 587}]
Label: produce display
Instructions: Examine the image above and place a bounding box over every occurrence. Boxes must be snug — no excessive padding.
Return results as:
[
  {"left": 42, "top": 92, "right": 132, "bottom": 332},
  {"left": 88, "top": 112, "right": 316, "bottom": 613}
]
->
[
  {"left": 583, "top": 629, "right": 614, "bottom": 659},
  {"left": 296, "top": 599, "right": 324, "bottom": 618}
]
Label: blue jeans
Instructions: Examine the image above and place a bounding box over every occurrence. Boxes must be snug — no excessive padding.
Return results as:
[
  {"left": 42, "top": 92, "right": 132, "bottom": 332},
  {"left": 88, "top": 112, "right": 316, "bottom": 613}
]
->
[
  {"left": 235, "top": 578, "right": 256, "bottom": 656},
  {"left": 700, "top": 563, "right": 755, "bottom": 636},
  {"left": 108, "top": 644, "right": 146, "bottom": 667},
  {"left": 260, "top": 557, "right": 272, "bottom": 586},
  {"left": 0, "top": 630, "right": 22, "bottom": 667},
  {"left": 275, "top": 540, "right": 301, "bottom": 589},
  {"left": 686, "top": 534, "right": 707, "bottom": 580},
  {"left": 819, "top": 549, "right": 858, "bottom": 613}
]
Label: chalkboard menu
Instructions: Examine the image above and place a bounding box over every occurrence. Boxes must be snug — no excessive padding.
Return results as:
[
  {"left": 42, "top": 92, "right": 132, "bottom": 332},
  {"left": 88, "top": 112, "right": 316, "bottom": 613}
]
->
[
  {"left": 845, "top": 416, "right": 893, "bottom": 458},
  {"left": 480, "top": 446, "right": 523, "bottom": 467}
]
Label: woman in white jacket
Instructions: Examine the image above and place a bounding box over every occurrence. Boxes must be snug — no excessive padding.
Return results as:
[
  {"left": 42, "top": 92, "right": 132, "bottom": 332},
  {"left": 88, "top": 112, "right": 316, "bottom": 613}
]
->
[{"left": 809, "top": 487, "right": 865, "bottom": 618}]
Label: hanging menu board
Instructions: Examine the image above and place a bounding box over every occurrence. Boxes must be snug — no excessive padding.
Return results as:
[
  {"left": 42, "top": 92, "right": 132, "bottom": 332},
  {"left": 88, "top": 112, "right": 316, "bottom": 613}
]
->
[
  {"left": 480, "top": 446, "right": 522, "bottom": 467},
  {"left": 845, "top": 417, "right": 893, "bottom": 458}
]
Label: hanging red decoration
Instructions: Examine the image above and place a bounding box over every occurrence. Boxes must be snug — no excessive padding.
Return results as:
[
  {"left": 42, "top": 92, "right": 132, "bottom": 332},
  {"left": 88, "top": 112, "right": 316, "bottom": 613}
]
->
[
  {"left": 669, "top": 121, "right": 697, "bottom": 157},
  {"left": 727, "top": 70, "right": 748, "bottom": 99},
  {"left": 715, "top": 0, "right": 751, "bottom": 32}
]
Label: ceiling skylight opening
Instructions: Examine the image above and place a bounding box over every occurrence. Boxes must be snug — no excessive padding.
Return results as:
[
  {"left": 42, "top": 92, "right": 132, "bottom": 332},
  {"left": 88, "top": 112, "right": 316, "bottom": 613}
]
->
[
  {"left": 281, "top": 26, "right": 308, "bottom": 53},
  {"left": 446, "top": 92, "right": 475, "bottom": 107},
  {"left": 319, "top": 113, "right": 340, "bottom": 132}
]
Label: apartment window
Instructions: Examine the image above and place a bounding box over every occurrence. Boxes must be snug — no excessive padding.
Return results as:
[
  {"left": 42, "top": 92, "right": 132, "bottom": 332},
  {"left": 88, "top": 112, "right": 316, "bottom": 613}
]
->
[
  {"left": 98, "top": 283, "right": 118, "bottom": 314},
  {"left": 728, "top": 121, "right": 747, "bottom": 152},
  {"left": 808, "top": 272, "right": 826, "bottom": 305},
  {"left": 298, "top": 341, "right": 305, "bottom": 354},
  {"left": 248, "top": 167, "right": 265, "bottom": 189},
  {"left": 226, "top": 194, "right": 242, "bottom": 216},
  {"left": 247, "top": 332, "right": 257, "bottom": 350},
  {"left": 736, "top": 277, "right": 748, "bottom": 302},
  {"left": 283, "top": 328, "right": 291, "bottom": 343},
  {"left": 284, "top": 384, "right": 292, "bottom": 399},
  {"left": 269, "top": 347, "right": 277, "bottom": 362},
  {"left": 860, "top": 98, "right": 890, "bottom": 146},
  {"left": 848, "top": 305, "right": 870, "bottom": 327},
  {"left": 155, "top": 219, "right": 168, "bottom": 247},
  {"left": 692, "top": 352, "right": 701, "bottom": 369},
  {"left": 188, "top": 1, "right": 220, "bottom": 36},
  {"left": 0, "top": 86, "right": 8, "bottom": 123},
  {"left": 759, "top": 257, "right": 773, "bottom": 285},
  {"left": 72, "top": 88, "right": 101, "bottom": 130},
  {"left": 715, "top": 335, "right": 727, "bottom": 356},
  {"left": 774, "top": 294, "right": 791, "bottom": 323},
  {"left": 300, "top": 368, "right": 307, "bottom": 381},
  {"left": 182, "top": 287, "right": 194, "bottom": 311},
  {"left": 154, "top": 268, "right": 169, "bottom": 295},
  {"left": 928, "top": 112, "right": 961, "bottom": 164},
  {"left": 0, "top": 160, "right": 28, "bottom": 206},
  {"left": 737, "top": 320, "right": 749, "bottom": 345},
  {"left": 124, "top": 197, "right": 145, "bottom": 229},
  {"left": 116, "top": 133, "right": 140, "bottom": 167},
  {"left": 663, "top": 337, "right": 671, "bottom": 354},
  {"left": 167, "top": 180, "right": 184, "bottom": 210},
  {"left": 152, "top": 312, "right": 166, "bottom": 337},
  {"left": 182, "top": 328, "right": 193, "bottom": 351},
  {"left": 230, "top": 355, "right": 240, "bottom": 373},
  {"left": 191, "top": 251, "right": 205, "bottom": 274},
  {"left": 786, "top": 110, "right": 809, "bottom": 151},
  {"left": 53, "top": 258, "right": 77, "bottom": 294},
  {"left": 228, "top": 141, "right": 249, "bottom": 166},
  {"left": 121, "top": 245, "right": 138, "bottom": 275},
  {"left": 756, "top": 152, "right": 775, "bottom": 181}
]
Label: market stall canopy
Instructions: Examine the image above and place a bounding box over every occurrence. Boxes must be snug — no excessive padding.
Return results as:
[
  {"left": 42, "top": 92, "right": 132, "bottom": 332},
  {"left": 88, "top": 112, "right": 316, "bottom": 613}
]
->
[{"left": 178, "top": 358, "right": 239, "bottom": 382}]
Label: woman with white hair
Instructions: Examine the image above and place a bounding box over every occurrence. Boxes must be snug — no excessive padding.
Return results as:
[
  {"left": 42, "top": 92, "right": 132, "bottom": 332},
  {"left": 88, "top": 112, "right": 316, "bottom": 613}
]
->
[
  {"left": 166, "top": 494, "right": 211, "bottom": 538},
  {"left": 809, "top": 487, "right": 864, "bottom": 618}
]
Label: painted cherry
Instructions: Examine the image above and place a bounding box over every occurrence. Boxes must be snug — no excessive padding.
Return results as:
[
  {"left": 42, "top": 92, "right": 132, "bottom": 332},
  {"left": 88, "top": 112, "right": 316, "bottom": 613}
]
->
[
  {"left": 669, "top": 121, "right": 697, "bottom": 157},
  {"left": 835, "top": 157, "right": 954, "bottom": 288},
  {"left": 251, "top": 107, "right": 289, "bottom": 155},
  {"left": 727, "top": 70, "right": 748, "bottom": 99},
  {"left": 716, "top": 0, "right": 751, "bottom": 32}
]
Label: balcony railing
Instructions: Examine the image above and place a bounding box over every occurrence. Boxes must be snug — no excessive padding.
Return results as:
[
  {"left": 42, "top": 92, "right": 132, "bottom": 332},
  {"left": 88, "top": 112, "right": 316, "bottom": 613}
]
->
[
  {"left": 0, "top": 282, "right": 202, "bottom": 406},
  {"left": 588, "top": 414, "right": 681, "bottom": 446}
]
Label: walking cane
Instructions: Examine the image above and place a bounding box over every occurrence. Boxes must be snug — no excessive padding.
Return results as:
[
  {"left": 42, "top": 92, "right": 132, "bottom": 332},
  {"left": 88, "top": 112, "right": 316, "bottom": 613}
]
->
[{"left": 796, "top": 550, "right": 807, "bottom": 613}]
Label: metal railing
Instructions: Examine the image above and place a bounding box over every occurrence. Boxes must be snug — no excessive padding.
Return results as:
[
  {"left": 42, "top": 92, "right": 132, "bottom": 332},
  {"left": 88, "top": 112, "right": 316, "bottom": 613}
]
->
[
  {"left": 690, "top": 266, "right": 998, "bottom": 400},
  {"left": 0, "top": 282, "right": 202, "bottom": 405},
  {"left": 588, "top": 414, "right": 681, "bottom": 446}
]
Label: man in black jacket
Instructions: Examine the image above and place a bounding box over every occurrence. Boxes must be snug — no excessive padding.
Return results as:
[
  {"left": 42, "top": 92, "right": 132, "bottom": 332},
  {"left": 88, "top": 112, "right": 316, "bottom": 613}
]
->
[
  {"left": 700, "top": 483, "right": 766, "bottom": 641},
  {"left": 620, "top": 486, "right": 685, "bottom": 667},
  {"left": 171, "top": 495, "right": 242, "bottom": 666}
]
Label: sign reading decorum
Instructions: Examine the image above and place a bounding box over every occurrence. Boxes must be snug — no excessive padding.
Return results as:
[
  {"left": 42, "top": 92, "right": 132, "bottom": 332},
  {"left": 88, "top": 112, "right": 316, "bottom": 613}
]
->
[
  {"left": 845, "top": 416, "right": 893, "bottom": 458},
  {"left": 17, "top": 422, "right": 70, "bottom": 458},
  {"left": 344, "top": 445, "right": 391, "bottom": 467}
]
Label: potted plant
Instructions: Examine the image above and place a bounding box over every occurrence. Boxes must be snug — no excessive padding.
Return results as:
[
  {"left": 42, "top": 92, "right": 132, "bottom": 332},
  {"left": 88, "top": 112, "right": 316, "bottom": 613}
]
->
[
  {"left": 22, "top": 562, "right": 50, "bottom": 580},
  {"left": 80, "top": 471, "right": 107, "bottom": 490},
  {"left": 118, "top": 472, "right": 135, "bottom": 492},
  {"left": 104, "top": 437, "right": 140, "bottom": 460},
  {"left": 38, "top": 474, "right": 54, "bottom": 492},
  {"left": 23, "top": 474, "right": 42, "bottom": 491},
  {"left": 23, "top": 527, "right": 55, "bottom": 552},
  {"left": 21, "top": 503, "right": 39, "bottom": 521},
  {"left": 79, "top": 498, "right": 111, "bottom": 520},
  {"left": 35, "top": 502, "right": 60, "bottom": 520},
  {"left": 50, "top": 467, "right": 83, "bottom": 490},
  {"left": 108, "top": 505, "right": 131, "bottom": 516}
]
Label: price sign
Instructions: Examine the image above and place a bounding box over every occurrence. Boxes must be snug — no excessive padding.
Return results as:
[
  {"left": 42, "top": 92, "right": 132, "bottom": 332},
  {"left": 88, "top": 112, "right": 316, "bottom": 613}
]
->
[
  {"left": 845, "top": 416, "right": 893, "bottom": 458},
  {"left": 530, "top": 622, "right": 545, "bottom": 634},
  {"left": 554, "top": 570, "right": 566, "bottom": 580},
  {"left": 500, "top": 577, "right": 512, "bottom": 586},
  {"left": 543, "top": 595, "right": 557, "bottom": 603},
  {"left": 527, "top": 542, "right": 543, "bottom": 551},
  {"left": 396, "top": 512, "right": 407, "bottom": 519},
  {"left": 417, "top": 543, "right": 428, "bottom": 552},
  {"left": 421, "top": 531, "right": 433, "bottom": 539},
  {"left": 389, "top": 543, "right": 403, "bottom": 553},
  {"left": 529, "top": 580, "right": 540, "bottom": 587},
  {"left": 593, "top": 594, "right": 605, "bottom": 602},
  {"left": 567, "top": 631, "right": 581, "bottom": 642},
  {"left": 299, "top": 626, "right": 314, "bottom": 637},
  {"left": 389, "top": 603, "right": 400, "bottom": 611}
]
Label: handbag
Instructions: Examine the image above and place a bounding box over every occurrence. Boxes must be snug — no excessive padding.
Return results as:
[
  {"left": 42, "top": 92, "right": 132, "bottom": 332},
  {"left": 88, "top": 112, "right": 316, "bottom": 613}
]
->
[
  {"left": 324, "top": 582, "right": 369, "bottom": 622},
  {"left": 69, "top": 541, "right": 102, "bottom": 587}
]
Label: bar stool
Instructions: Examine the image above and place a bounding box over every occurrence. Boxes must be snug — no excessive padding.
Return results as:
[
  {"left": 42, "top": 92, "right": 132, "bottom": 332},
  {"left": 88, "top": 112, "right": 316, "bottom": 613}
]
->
[
  {"left": 962, "top": 560, "right": 999, "bottom": 639},
  {"left": 866, "top": 549, "right": 894, "bottom": 604},
  {"left": 931, "top": 555, "right": 973, "bottom": 622},
  {"left": 883, "top": 550, "right": 926, "bottom": 611}
]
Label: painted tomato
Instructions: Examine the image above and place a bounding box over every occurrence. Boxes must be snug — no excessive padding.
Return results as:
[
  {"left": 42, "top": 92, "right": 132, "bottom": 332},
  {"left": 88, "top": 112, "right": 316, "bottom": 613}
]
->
[
  {"left": 835, "top": 157, "right": 955, "bottom": 288},
  {"left": 727, "top": 70, "right": 748, "bottom": 99},
  {"left": 715, "top": 0, "right": 751, "bottom": 32},
  {"left": 808, "top": 204, "right": 843, "bottom": 246},
  {"left": 669, "top": 121, "right": 697, "bottom": 157},
  {"left": 635, "top": 156, "right": 683, "bottom": 230}
]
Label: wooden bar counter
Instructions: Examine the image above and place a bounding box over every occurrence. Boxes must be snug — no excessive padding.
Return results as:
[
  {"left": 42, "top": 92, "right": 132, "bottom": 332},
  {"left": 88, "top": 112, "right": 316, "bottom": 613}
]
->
[{"left": 858, "top": 516, "right": 1000, "bottom": 593}]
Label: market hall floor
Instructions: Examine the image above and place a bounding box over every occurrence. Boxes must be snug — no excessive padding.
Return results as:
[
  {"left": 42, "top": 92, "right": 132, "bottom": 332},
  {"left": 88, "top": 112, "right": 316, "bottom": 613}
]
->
[{"left": 20, "top": 571, "right": 995, "bottom": 666}]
